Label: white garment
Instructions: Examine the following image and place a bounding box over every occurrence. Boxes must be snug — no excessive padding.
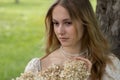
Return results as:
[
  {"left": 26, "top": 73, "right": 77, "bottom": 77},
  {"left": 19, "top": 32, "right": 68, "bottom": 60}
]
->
[{"left": 24, "top": 55, "right": 120, "bottom": 80}]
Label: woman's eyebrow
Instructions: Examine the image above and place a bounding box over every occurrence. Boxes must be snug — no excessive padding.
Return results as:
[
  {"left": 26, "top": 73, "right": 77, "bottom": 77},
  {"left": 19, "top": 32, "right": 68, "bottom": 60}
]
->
[
  {"left": 63, "top": 19, "right": 71, "bottom": 22},
  {"left": 52, "top": 19, "right": 57, "bottom": 22},
  {"left": 52, "top": 18, "right": 71, "bottom": 22}
]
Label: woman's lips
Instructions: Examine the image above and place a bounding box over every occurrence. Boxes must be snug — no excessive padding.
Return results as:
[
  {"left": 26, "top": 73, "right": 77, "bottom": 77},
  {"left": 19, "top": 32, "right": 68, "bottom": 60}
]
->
[{"left": 59, "top": 37, "right": 69, "bottom": 42}]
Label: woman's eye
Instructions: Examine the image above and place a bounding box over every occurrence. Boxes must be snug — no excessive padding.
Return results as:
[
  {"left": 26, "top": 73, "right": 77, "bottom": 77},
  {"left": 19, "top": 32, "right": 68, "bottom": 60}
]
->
[
  {"left": 65, "top": 22, "right": 72, "bottom": 25},
  {"left": 53, "top": 22, "right": 59, "bottom": 26}
]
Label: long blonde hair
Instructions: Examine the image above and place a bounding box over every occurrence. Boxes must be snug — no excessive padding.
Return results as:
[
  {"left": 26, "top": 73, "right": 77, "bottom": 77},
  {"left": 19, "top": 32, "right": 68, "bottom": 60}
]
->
[{"left": 45, "top": 0, "right": 111, "bottom": 80}]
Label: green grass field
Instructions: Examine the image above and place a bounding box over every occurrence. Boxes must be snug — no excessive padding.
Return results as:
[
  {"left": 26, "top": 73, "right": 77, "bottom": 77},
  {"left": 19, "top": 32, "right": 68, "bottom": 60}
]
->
[{"left": 0, "top": 0, "right": 96, "bottom": 79}]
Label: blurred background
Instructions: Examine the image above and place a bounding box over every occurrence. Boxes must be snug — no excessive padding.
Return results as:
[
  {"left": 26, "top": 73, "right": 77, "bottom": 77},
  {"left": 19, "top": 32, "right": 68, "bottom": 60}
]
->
[{"left": 0, "top": 0, "right": 96, "bottom": 79}]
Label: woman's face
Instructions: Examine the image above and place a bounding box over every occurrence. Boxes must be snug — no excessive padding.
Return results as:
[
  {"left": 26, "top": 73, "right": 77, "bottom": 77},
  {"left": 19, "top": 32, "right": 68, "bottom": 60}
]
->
[{"left": 52, "top": 5, "right": 84, "bottom": 47}]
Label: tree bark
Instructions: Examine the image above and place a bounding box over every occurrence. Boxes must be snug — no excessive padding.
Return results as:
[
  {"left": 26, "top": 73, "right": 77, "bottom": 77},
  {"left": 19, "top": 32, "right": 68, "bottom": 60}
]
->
[{"left": 96, "top": 0, "right": 120, "bottom": 59}]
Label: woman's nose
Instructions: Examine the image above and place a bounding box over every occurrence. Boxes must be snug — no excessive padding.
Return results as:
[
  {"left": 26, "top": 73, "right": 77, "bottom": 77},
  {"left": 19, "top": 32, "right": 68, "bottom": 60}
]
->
[{"left": 58, "top": 24, "right": 65, "bottom": 35}]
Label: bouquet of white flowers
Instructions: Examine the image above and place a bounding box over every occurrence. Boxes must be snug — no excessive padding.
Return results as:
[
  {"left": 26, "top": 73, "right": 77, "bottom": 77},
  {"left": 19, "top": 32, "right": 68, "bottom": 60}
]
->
[{"left": 13, "top": 60, "right": 90, "bottom": 80}]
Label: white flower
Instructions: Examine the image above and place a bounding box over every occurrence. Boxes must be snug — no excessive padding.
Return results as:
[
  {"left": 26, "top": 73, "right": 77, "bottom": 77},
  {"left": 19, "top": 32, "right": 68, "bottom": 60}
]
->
[{"left": 13, "top": 60, "right": 90, "bottom": 80}]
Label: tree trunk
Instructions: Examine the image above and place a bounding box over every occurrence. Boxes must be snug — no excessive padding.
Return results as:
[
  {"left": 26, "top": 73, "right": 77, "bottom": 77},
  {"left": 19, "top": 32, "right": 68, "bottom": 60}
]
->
[{"left": 96, "top": 0, "right": 120, "bottom": 59}]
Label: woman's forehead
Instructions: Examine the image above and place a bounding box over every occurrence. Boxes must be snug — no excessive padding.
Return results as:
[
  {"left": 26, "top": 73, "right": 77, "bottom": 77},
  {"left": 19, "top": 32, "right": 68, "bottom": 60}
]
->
[{"left": 52, "top": 5, "right": 71, "bottom": 21}]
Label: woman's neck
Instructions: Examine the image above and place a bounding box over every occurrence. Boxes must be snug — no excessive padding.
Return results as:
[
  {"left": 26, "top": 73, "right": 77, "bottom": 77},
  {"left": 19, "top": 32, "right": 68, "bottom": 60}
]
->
[
  {"left": 61, "top": 46, "right": 81, "bottom": 55},
  {"left": 60, "top": 46, "right": 88, "bottom": 59}
]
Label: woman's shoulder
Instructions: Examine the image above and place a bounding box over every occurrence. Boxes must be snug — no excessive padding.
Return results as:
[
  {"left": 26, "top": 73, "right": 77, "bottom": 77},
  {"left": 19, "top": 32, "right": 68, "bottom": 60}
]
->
[
  {"left": 107, "top": 54, "right": 120, "bottom": 69},
  {"left": 103, "top": 54, "right": 120, "bottom": 80},
  {"left": 24, "top": 58, "right": 41, "bottom": 73}
]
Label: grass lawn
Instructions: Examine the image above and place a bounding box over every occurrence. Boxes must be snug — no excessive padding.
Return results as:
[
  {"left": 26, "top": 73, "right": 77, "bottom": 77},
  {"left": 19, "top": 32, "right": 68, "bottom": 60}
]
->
[{"left": 0, "top": 0, "right": 96, "bottom": 79}]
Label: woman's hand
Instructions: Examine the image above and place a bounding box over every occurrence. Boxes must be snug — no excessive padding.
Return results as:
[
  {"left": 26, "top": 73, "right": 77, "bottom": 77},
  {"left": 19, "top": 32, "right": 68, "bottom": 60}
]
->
[{"left": 73, "top": 57, "right": 92, "bottom": 73}]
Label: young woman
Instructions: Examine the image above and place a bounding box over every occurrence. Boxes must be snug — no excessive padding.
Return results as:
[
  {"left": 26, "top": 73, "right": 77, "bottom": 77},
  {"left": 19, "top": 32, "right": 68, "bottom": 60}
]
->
[{"left": 25, "top": 0, "right": 120, "bottom": 80}]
